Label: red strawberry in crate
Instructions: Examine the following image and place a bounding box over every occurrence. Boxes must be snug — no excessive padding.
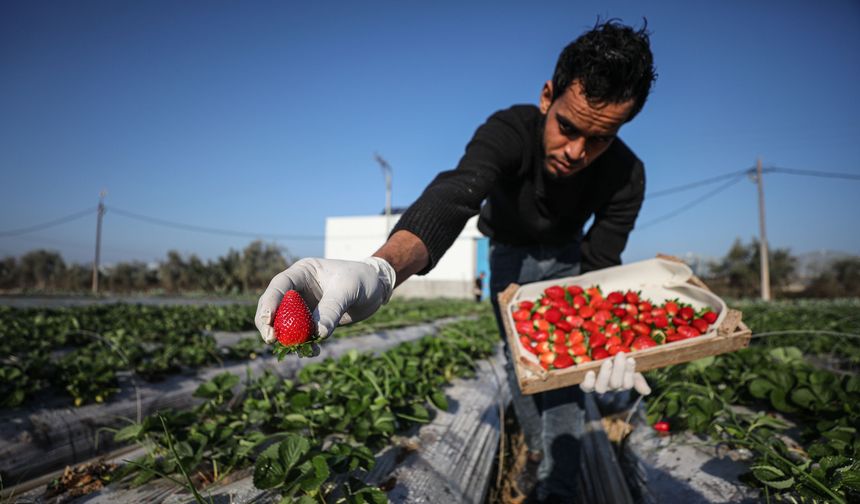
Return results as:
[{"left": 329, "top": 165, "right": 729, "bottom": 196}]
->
[
  {"left": 591, "top": 347, "right": 610, "bottom": 360},
  {"left": 273, "top": 290, "right": 315, "bottom": 347},
  {"left": 545, "top": 285, "right": 566, "bottom": 300},
  {"left": 691, "top": 318, "right": 710, "bottom": 333},
  {"left": 702, "top": 310, "right": 718, "bottom": 324},
  {"left": 631, "top": 335, "right": 657, "bottom": 350},
  {"left": 553, "top": 353, "right": 574, "bottom": 369}
]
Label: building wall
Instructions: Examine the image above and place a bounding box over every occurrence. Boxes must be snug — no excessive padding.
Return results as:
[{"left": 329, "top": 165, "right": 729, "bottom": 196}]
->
[{"left": 325, "top": 214, "right": 483, "bottom": 299}]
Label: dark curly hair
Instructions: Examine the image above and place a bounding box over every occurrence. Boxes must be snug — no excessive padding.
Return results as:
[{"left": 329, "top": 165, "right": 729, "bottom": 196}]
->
[{"left": 552, "top": 19, "right": 656, "bottom": 122}]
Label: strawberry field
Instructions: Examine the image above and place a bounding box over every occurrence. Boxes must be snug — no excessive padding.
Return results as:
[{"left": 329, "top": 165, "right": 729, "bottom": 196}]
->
[
  {"left": 2, "top": 298, "right": 859, "bottom": 503},
  {"left": 0, "top": 299, "right": 486, "bottom": 408}
]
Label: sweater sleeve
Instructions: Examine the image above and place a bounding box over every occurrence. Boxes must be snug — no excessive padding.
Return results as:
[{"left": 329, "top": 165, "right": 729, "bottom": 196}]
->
[
  {"left": 580, "top": 160, "right": 646, "bottom": 273},
  {"left": 392, "top": 111, "right": 524, "bottom": 275}
]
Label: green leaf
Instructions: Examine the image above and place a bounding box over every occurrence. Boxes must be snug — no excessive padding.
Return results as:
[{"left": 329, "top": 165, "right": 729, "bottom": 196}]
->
[
  {"left": 769, "top": 388, "right": 798, "bottom": 413},
  {"left": 686, "top": 356, "right": 715, "bottom": 373},
  {"left": 253, "top": 444, "right": 287, "bottom": 489},
  {"left": 790, "top": 387, "right": 817, "bottom": 409},
  {"left": 748, "top": 378, "right": 774, "bottom": 399},
  {"left": 278, "top": 434, "right": 311, "bottom": 470},
  {"left": 115, "top": 423, "right": 144, "bottom": 442},
  {"left": 751, "top": 464, "right": 795, "bottom": 490},
  {"left": 429, "top": 391, "right": 448, "bottom": 410}
]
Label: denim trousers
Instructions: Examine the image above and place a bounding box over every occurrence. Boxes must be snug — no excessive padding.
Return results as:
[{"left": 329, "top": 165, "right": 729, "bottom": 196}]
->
[{"left": 489, "top": 240, "right": 585, "bottom": 499}]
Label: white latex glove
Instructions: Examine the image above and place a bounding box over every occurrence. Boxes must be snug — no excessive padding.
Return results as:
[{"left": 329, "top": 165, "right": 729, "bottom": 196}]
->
[
  {"left": 255, "top": 257, "right": 396, "bottom": 344},
  {"left": 580, "top": 352, "right": 651, "bottom": 396}
]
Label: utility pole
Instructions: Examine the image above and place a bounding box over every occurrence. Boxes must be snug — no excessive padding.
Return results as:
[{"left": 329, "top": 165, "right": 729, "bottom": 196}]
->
[
  {"left": 373, "top": 153, "right": 393, "bottom": 234},
  {"left": 92, "top": 190, "right": 107, "bottom": 294},
  {"left": 755, "top": 158, "right": 771, "bottom": 301}
]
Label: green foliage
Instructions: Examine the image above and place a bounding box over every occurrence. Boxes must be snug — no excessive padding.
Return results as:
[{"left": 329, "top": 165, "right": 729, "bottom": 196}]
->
[
  {"left": 645, "top": 298, "right": 860, "bottom": 502},
  {"left": 114, "top": 315, "right": 499, "bottom": 500}
]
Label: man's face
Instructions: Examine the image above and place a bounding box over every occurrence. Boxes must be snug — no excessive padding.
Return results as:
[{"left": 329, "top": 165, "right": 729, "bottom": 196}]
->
[{"left": 540, "top": 80, "right": 635, "bottom": 178}]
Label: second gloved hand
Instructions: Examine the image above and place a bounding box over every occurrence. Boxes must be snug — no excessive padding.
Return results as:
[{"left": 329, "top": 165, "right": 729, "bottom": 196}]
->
[
  {"left": 255, "top": 257, "right": 396, "bottom": 344},
  {"left": 579, "top": 352, "right": 651, "bottom": 395}
]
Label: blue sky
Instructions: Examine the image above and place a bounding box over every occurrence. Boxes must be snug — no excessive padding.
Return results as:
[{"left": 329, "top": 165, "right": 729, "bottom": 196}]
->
[{"left": 2, "top": 0, "right": 859, "bottom": 266}]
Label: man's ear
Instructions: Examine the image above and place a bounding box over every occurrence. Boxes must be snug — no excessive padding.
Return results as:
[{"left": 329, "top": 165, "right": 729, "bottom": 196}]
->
[{"left": 539, "top": 80, "right": 553, "bottom": 114}]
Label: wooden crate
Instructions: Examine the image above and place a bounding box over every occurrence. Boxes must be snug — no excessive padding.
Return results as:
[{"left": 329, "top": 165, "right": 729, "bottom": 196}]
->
[{"left": 498, "top": 255, "right": 752, "bottom": 395}]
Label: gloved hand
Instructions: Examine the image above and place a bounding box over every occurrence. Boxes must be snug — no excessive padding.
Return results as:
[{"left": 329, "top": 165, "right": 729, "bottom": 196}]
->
[
  {"left": 255, "top": 257, "right": 396, "bottom": 344},
  {"left": 580, "top": 352, "right": 651, "bottom": 395}
]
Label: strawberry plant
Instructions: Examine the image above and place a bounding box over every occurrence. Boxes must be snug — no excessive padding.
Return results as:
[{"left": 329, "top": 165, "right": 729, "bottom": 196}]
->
[
  {"left": 0, "top": 299, "right": 488, "bottom": 408},
  {"left": 645, "top": 318, "right": 860, "bottom": 503},
  {"left": 109, "top": 315, "right": 499, "bottom": 501}
]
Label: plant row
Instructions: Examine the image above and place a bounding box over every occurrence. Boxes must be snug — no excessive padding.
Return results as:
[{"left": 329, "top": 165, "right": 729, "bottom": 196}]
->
[
  {"left": 644, "top": 300, "right": 860, "bottom": 503},
  {"left": 93, "top": 315, "right": 500, "bottom": 503},
  {"left": 0, "top": 299, "right": 489, "bottom": 408}
]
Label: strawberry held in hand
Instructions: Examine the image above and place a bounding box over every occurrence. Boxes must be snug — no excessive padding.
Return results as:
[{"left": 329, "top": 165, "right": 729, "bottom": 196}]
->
[{"left": 273, "top": 290, "right": 315, "bottom": 347}]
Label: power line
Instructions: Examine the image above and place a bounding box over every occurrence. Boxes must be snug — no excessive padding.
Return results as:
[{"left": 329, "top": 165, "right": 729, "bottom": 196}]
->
[
  {"left": 107, "top": 206, "right": 326, "bottom": 241},
  {"left": 0, "top": 207, "right": 95, "bottom": 236},
  {"left": 645, "top": 169, "right": 750, "bottom": 198},
  {"left": 638, "top": 174, "right": 746, "bottom": 230},
  {"left": 765, "top": 167, "right": 860, "bottom": 180}
]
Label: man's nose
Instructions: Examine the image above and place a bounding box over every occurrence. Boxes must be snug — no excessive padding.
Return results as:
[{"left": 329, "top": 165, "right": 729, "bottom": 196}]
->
[{"left": 564, "top": 137, "right": 587, "bottom": 161}]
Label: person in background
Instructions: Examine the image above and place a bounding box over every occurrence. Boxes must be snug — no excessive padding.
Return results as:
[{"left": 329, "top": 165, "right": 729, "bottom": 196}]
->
[
  {"left": 474, "top": 271, "right": 486, "bottom": 302},
  {"left": 256, "top": 19, "right": 655, "bottom": 503}
]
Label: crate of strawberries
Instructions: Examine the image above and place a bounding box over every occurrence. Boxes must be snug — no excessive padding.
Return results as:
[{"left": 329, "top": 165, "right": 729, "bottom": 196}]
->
[{"left": 498, "top": 256, "right": 751, "bottom": 395}]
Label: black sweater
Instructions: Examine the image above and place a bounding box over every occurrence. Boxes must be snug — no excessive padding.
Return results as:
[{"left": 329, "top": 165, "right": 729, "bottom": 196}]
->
[{"left": 392, "top": 104, "right": 646, "bottom": 275}]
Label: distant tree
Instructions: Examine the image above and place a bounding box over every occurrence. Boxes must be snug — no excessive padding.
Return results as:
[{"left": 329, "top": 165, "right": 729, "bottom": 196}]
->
[
  {"left": 212, "top": 248, "right": 243, "bottom": 294},
  {"left": 804, "top": 257, "right": 860, "bottom": 297},
  {"left": 107, "top": 261, "right": 156, "bottom": 293},
  {"left": 63, "top": 263, "right": 93, "bottom": 292},
  {"left": 707, "top": 238, "right": 797, "bottom": 298},
  {"left": 0, "top": 256, "right": 18, "bottom": 290},
  {"left": 17, "top": 250, "right": 66, "bottom": 290},
  {"left": 159, "top": 250, "right": 187, "bottom": 293},
  {"left": 239, "top": 241, "right": 289, "bottom": 293}
]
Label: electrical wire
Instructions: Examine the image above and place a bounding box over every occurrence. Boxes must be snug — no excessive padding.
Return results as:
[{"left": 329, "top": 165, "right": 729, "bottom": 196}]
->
[
  {"left": 0, "top": 207, "right": 96, "bottom": 236},
  {"left": 637, "top": 174, "right": 746, "bottom": 230},
  {"left": 765, "top": 167, "right": 860, "bottom": 181},
  {"left": 645, "top": 168, "right": 751, "bottom": 198},
  {"left": 107, "top": 206, "right": 325, "bottom": 241}
]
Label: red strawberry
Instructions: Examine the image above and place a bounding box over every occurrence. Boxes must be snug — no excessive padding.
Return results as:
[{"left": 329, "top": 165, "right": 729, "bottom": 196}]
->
[
  {"left": 518, "top": 300, "right": 535, "bottom": 311},
  {"left": 591, "top": 347, "right": 610, "bottom": 360},
  {"left": 631, "top": 336, "right": 657, "bottom": 350},
  {"left": 553, "top": 353, "right": 575, "bottom": 369},
  {"left": 567, "top": 285, "right": 584, "bottom": 296},
  {"left": 653, "top": 421, "right": 670, "bottom": 432},
  {"left": 702, "top": 310, "right": 718, "bottom": 324},
  {"left": 589, "top": 332, "right": 607, "bottom": 348},
  {"left": 512, "top": 309, "right": 531, "bottom": 321},
  {"left": 625, "top": 291, "right": 639, "bottom": 305},
  {"left": 545, "top": 285, "right": 566, "bottom": 300},
  {"left": 515, "top": 320, "right": 534, "bottom": 335},
  {"left": 578, "top": 306, "right": 595, "bottom": 319},
  {"left": 679, "top": 306, "right": 695, "bottom": 321},
  {"left": 677, "top": 325, "right": 701, "bottom": 339},
  {"left": 607, "top": 291, "right": 625, "bottom": 305},
  {"left": 653, "top": 315, "right": 669, "bottom": 329},
  {"left": 664, "top": 301, "right": 679, "bottom": 316},
  {"left": 692, "top": 318, "right": 710, "bottom": 333},
  {"left": 273, "top": 290, "right": 315, "bottom": 346},
  {"left": 544, "top": 308, "right": 562, "bottom": 324}
]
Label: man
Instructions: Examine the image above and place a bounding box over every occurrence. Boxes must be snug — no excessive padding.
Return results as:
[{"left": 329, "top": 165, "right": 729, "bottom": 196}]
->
[
  {"left": 256, "top": 19, "right": 655, "bottom": 502},
  {"left": 474, "top": 271, "right": 486, "bottom": 302}
]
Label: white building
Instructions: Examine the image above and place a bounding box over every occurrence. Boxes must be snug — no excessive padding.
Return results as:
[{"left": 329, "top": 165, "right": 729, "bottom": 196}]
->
[{"left": 324, "top": 214, "right": 489, "bottom": 299}]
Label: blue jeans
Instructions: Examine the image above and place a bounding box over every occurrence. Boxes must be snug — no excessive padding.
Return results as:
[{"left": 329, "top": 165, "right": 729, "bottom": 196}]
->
[{"left": 489, "top": 240, "right": 585, "bottom": 499}]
